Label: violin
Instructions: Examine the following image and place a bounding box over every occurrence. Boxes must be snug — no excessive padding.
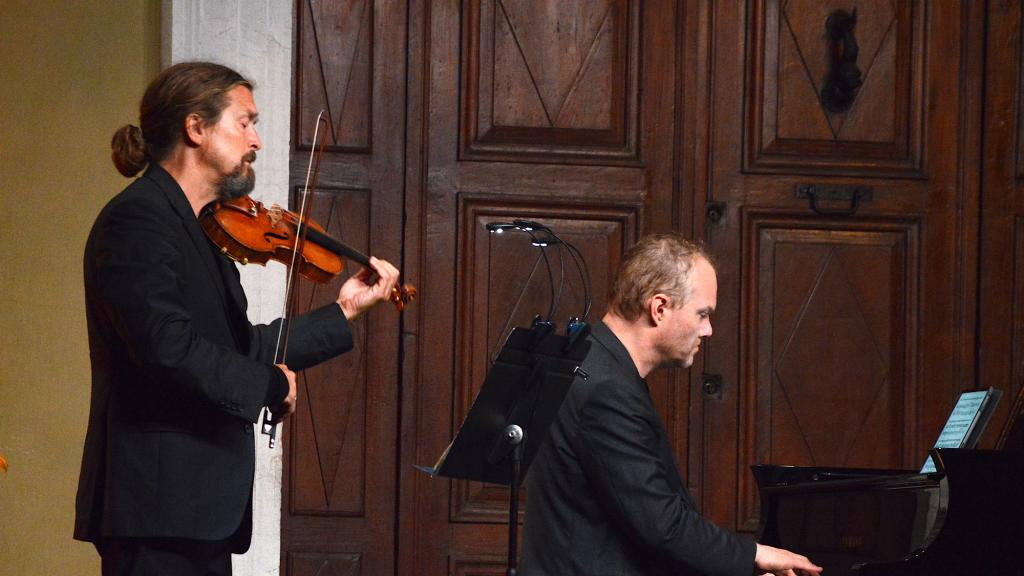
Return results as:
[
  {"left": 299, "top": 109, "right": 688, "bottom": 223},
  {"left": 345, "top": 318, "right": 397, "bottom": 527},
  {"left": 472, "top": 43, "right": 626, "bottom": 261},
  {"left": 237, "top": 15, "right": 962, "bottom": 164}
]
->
[
  {"left": 199, "top": 195, "right": 416, "bottom": 311},
  {"left": 206, "top": 111, "right": 406, "bottom": 449}
]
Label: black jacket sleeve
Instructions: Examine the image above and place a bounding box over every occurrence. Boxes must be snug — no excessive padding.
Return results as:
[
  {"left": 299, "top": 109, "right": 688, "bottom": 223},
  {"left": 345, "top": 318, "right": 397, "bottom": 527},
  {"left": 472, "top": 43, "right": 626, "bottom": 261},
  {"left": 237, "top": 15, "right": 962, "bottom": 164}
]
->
[
  {"left": 251, "top": 304, "right": 354, "bottom": 406},
  {"left": 575, "top": 379, "right": 757, "bottom": 575}
]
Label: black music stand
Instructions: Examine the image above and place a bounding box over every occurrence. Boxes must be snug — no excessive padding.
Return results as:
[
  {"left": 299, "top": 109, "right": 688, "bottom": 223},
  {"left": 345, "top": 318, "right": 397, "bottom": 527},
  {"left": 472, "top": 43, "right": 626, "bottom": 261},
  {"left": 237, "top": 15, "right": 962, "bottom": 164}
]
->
[{"left": 417, "top": 324, "right": 591, "bottom": 576}]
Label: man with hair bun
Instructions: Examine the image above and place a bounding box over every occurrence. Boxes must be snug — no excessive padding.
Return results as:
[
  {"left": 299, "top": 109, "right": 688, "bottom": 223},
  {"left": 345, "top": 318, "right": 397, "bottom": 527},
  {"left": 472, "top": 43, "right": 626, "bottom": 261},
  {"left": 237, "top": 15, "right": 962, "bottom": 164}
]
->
[
  {"left": 74, "top": 61, "right": 401, "bottom": 575},
  {"left": 521, "top": 233, "right": 822, "bottom": 576}
]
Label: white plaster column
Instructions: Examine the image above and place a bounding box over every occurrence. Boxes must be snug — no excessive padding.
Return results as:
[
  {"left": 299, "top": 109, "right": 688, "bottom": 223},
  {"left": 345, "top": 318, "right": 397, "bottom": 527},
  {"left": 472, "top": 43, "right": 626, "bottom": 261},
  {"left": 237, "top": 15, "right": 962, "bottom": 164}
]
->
[{"left": 162, "top": 2, "right": 292, "bottom": 574}]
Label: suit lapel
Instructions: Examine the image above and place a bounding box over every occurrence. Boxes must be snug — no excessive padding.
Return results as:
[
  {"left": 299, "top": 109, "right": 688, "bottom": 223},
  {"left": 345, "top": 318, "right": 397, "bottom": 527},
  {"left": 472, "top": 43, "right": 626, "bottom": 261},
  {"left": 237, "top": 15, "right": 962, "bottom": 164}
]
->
[
  {"left": 143, "top": 165, "right": 249, "bottom": 345},
  {"left": 210, "top": 240, "right": 249, "bottom": 318},
  {"left": 591, "top": 322, "right": 697, "bottom": 508}
]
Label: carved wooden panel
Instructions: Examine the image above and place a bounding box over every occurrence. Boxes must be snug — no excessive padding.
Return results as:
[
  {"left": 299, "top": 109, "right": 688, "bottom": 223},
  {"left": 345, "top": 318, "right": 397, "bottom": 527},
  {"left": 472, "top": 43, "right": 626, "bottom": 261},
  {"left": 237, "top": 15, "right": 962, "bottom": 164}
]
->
[
  {"left": 291, "top": 187, "right": 372, "bottom": 515},
  {"left": 288, "top": 552, "right": 362, "bottom": 576},
  {"left": 275, "top": 0, "right": 999, "bottom": 572},
  {"left": 402, "top": 2, "right": 677, "bottom": 570},
  {"left": 738, "top": 214, "right": 919, "bottom": 529},
  {"left": 449, "top": 197, "right": 637, "bottom": 522},
  {"left": 296, "top": 0, "right": 373, "bottom": 151},
  {"left": 702, "top": 0, "right": 975, "bottom": 535},
  {"left": 460, "top": 0, "right": 640, "bottom": 163},
  {"left": 288, "top": 1, "right": 403, "bottom": 574},
  {"left": 745, "top": 0, "right": 924, "bottom": 176},
  {"left": 979, "top": 0, "right": 1024, "bottom": 448}
]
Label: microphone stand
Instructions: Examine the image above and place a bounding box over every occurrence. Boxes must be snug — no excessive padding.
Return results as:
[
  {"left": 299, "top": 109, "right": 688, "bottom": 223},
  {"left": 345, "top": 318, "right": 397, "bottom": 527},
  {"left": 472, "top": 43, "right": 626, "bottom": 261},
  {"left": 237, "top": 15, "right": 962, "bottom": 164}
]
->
[
  {"left": 478, "top": 220, "right": 594, "bottom": 573},
  {"left": 501, "top": 424, "right": 525, "bottom": 576}
]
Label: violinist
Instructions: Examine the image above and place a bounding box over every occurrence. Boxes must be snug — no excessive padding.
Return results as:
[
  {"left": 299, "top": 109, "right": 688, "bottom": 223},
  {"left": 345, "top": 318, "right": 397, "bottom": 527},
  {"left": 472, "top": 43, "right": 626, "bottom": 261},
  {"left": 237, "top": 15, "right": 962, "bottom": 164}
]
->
[{"left": 74, "top": 61, "right": 400, "bottom": 576}]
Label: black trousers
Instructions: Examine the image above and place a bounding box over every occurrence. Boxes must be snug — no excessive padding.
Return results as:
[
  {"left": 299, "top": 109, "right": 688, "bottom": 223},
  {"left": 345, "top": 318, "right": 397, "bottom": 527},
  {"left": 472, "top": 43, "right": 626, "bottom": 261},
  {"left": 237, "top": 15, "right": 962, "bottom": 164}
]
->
[{"left": 99, "top": 537, "right": 233, "bottom": 576}]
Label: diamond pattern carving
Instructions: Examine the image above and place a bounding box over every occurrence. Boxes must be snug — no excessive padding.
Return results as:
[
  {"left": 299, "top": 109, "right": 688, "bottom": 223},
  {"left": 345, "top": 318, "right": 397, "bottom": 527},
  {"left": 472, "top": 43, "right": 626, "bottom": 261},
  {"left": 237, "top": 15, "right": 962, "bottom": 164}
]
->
[
  {"left": 779, "top": 0, "right": 896, "bottom": 140},
  {"left": 774, "top": 248, "right": 889, "bottom": 465},
  {"left": 292, "top": 190, "right": 369, "bottom": 514},
  {"left": 495, "top": 0, "right": 614, "bottom": 128},
  {"left": 462, "top": 0, "right": 639, "bottom": 161},
  {"left": 299, "top": 0, "right": 371, "bottom": 148}
]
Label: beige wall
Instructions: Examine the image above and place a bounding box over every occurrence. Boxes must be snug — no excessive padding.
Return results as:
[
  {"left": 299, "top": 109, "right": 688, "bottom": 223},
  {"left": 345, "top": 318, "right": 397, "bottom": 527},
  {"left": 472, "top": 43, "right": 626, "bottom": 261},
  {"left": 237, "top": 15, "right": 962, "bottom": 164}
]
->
[{"left": 0, "top": 2, "right": 161, "bottom": 573}]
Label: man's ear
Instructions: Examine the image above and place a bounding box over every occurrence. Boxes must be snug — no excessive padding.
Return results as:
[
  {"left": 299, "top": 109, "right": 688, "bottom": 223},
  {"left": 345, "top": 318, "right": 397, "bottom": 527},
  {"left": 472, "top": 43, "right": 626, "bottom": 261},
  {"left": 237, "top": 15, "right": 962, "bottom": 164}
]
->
[
  {"left": 182, "top": 113, "right": 205, "bottom": 148},
  {"left": 648, "top": 294, "right": 669, "bottom": 326}
]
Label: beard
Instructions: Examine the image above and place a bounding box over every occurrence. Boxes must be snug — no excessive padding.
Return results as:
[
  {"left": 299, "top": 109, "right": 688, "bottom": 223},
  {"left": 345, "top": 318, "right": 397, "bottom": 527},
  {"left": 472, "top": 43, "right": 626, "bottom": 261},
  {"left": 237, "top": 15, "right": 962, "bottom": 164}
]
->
[{"left": 216, "top": 151, "right": 257, "bottom": 200}]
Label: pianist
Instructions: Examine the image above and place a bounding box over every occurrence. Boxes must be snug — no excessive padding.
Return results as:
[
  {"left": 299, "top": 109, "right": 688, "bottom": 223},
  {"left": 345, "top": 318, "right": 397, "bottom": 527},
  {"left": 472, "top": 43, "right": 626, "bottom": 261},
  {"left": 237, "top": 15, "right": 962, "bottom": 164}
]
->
[{"left": 520, "top": 234, "right": 822, "bottom": 576}]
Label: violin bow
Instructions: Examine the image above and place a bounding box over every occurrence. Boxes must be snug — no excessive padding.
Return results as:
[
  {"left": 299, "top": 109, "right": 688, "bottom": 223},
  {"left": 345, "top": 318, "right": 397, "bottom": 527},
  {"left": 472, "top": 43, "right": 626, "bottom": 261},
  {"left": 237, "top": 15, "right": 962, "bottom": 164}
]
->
[{"left": 262, "top": 110, "right": 329, "bottom": 448}]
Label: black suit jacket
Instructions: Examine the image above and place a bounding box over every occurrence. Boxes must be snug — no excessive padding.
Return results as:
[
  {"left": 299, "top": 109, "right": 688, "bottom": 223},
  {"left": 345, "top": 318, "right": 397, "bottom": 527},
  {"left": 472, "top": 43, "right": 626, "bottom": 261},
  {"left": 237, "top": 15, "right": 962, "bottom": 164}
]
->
[
  {"left": 521, "top": 322, "right": 756, "bottom": 575},
  {"left": 74, "top": 164, "right": 353, "bottom": 551}
]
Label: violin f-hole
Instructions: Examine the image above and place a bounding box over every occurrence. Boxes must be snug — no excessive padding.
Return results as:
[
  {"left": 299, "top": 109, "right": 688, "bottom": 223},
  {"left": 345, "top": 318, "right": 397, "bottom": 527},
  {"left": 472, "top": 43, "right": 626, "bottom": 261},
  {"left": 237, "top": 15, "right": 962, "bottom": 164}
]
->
[{"left": 262, "top": 230, "right": 291, "bottom": 243}]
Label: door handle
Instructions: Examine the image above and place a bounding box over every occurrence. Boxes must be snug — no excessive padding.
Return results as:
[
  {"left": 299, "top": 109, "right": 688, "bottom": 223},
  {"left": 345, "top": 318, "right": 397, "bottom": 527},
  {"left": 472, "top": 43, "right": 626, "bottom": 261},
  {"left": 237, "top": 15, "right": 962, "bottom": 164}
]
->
[{"left": 796, "top": 184, "right": 873, "bottom": 216}]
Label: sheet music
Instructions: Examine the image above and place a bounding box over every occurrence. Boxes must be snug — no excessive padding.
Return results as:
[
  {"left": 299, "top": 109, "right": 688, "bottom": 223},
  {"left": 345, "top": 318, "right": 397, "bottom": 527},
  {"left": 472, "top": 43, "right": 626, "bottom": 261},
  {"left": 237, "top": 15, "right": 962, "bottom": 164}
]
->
[{"left": 920, "top": 390, "right": 989, "bottom": 473}]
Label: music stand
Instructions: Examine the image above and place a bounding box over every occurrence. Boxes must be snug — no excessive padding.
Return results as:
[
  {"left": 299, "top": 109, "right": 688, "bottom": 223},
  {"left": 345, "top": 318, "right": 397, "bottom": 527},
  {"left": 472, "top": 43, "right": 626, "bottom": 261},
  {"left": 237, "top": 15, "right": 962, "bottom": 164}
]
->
[{"left": 417, "top": 324, "right": 591, "bottom": 576}]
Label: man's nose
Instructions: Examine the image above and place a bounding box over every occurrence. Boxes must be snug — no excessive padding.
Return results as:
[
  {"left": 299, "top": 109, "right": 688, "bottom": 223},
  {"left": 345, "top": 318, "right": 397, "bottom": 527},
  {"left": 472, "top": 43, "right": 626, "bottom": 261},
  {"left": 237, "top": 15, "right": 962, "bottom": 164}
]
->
[
  {"left": 701, "top": 320, "right": 713, "bottom": 338},
  {"left": 251, "top": 129, "right": 262, "bottom": 151}
]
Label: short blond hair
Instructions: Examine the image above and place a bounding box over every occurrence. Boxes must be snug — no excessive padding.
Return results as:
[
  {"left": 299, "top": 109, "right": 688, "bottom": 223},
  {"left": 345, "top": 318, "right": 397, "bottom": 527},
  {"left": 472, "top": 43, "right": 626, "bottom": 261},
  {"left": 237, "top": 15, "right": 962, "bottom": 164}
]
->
[{"left": 607, "top": 233, "right": 712, "bottom": 321}]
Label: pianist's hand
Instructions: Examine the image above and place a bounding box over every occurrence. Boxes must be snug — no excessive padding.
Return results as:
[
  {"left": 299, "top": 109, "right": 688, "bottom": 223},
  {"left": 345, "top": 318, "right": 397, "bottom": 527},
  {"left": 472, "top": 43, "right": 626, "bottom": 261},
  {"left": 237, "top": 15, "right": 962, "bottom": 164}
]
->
[{"left": 754, "top": 543, "right": 823, "bottom": 576}]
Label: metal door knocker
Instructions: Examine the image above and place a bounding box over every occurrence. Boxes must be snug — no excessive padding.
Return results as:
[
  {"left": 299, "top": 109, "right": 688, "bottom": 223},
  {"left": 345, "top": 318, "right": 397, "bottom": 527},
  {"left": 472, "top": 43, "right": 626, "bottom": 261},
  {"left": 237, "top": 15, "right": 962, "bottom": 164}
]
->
[{"left": 820, "top": 9, "right": 863, "bottom": 114}]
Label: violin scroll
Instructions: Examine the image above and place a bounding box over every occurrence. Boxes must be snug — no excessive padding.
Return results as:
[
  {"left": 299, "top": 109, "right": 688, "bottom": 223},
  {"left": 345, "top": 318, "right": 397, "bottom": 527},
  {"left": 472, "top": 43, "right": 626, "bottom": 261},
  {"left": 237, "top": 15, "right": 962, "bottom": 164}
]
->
[{"left": 390, "top": 284, "right": 417, "bottom": 312}]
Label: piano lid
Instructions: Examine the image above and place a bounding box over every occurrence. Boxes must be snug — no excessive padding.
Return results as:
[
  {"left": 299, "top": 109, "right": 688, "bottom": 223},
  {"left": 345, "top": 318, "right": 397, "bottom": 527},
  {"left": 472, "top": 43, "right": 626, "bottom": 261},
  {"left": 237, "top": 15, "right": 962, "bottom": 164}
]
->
[
  {"left": 753, "top": 387, "right": 1024, "bottom": 575},
  {"left": 754, "top": 449, "right": 1024, "bottom": 576}
]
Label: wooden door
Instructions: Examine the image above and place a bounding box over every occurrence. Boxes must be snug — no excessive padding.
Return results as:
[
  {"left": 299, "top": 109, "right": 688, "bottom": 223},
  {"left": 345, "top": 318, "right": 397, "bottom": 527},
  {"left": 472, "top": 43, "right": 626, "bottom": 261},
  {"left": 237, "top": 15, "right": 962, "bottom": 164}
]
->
[
  {"left": 697, "top": 0, "right": 984, "bottom": 532},
  {"left": 281, "top": 1, "right": 407, "bottom": 574},
  {"left": 399, "top": 1, "right": 686, "bottom": 572},
  {"left": 979, "top": 0, "right": 1024, "bottom": 447},
  {"left": 282, "top": 1, "right": 998, "bottom": 573}
]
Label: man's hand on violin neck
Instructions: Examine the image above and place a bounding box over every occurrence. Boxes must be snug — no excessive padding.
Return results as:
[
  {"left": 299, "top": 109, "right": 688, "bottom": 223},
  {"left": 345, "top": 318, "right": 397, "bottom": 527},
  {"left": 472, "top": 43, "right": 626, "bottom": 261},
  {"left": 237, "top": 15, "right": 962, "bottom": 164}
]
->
[{"left": 337, "top": 256, "right": 401, "bottom": 320}]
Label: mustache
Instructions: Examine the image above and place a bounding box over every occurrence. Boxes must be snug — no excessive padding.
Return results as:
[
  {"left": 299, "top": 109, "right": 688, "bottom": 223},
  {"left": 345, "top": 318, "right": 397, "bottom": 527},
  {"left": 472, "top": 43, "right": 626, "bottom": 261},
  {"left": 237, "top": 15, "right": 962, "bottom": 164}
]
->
[{"left": 243, "top": 151, "right": 257, "bottom": 163}]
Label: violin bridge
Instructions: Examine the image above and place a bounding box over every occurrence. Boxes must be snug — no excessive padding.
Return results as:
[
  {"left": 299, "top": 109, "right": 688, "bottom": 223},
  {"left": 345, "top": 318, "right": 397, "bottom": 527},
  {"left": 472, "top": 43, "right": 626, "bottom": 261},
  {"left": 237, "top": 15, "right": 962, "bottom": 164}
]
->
[{"left": 268, "top": 204, "right": 283, "bottom": 228}]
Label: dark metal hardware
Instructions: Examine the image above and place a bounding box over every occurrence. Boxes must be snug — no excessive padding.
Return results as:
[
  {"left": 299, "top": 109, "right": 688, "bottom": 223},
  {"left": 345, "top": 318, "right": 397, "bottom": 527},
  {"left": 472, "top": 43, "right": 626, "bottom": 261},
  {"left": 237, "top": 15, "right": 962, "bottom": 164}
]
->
[
  {"left": 701, "top": 373, "right": 723, "bottom": 400},
  {"left": 820, "top": 9, "right": 862, "bottom": 114},
  {"left": 796, "top": 184, "right": 872, "bottom": 216},
  {"left": 705, "top": 202, "right": 726, "bottom": 226}
]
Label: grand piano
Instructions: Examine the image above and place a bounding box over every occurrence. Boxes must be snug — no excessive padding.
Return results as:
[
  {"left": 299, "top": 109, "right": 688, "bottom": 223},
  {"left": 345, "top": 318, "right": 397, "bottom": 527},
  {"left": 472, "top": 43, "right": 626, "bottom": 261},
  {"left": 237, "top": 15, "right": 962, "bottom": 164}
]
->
[{"left": 753, "top": 390, "right": 1024, "bottom": 575}]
